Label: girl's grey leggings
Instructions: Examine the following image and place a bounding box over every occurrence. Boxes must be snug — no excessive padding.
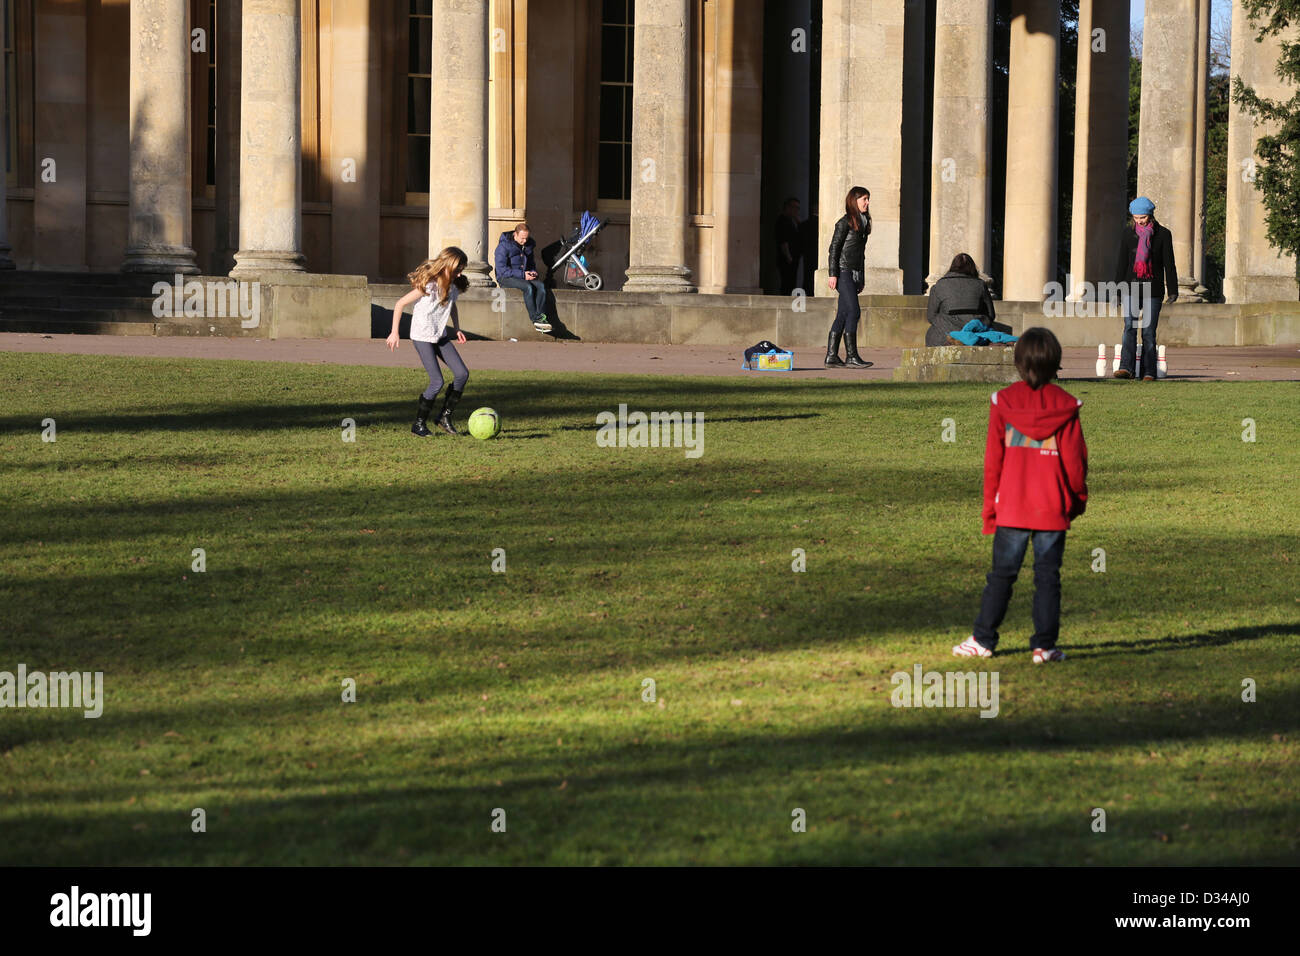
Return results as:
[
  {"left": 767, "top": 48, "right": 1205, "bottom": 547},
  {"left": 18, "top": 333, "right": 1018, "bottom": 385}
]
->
[{"left": 413, "top": 336, "right": 469, "bottom": 400}]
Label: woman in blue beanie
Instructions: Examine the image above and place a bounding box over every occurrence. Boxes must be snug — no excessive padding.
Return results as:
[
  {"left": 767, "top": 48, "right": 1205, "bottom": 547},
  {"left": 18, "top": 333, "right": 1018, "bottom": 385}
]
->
[{"left": 1112, "top": 197, "right": 1178, "bottom": 379}]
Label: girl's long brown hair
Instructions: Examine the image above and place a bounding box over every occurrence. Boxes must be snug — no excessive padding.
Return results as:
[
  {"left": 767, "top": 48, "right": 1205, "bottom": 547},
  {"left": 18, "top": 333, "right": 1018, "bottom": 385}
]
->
[
  {"left": 844, "top": 186, "right": 872, "bottom": 234},
  {"left": 408, "top": 247, "right": 469, "bottom": 306}
]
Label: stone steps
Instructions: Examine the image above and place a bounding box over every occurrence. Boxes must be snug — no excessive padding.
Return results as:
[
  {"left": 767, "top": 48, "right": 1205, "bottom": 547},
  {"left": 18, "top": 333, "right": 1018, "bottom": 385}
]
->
[
  {"left": 0, "top": 272, "right": 263, "bottom": 337},
  {"left": 0, "top": 306, "right": 257, "bottom": 337}
]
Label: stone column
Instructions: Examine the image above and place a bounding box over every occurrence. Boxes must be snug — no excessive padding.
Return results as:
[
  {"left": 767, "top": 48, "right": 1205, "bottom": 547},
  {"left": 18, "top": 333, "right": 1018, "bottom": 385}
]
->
[
  {"left": 0, "top": 23, "right": 13, "bottom": 269},
  {"left": 1224, "top": 4, "right": 1299, "bottom": 302},
  {"left": 122, "top": 0, "right": 199, "bottom": 274},
  {"left": 1002, "top": 0, "right": 1059, "bottom": 302},
  {"left": 625, "top": 0, "right": 695, "bottom": 293},
  {"left": 1136, "top": 0, "right": 1202, "bottom": 300},
  {"left": 428, "top": 0, "right": 492, "bottom": 286},
  {"left": 214, "top": 0, "right": 242, "bottom": 274},
  {"left": 927, "top": 0, "right": 992, "bottom": 286},
  {"left": 1067, "top": 0, "right": 1128, "bottom": 298},
  {"left": 232, "top": 0, "right": 306, "bottom": 275},
  {"left": 817, "top": 0, "right": 906, "bottom": 295}
]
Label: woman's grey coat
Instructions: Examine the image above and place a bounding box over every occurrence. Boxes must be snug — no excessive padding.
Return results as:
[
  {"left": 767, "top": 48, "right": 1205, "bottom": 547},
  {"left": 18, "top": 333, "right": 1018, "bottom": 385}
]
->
[{"left": 925, "top": 272, "right": 996, "bottom": 347}]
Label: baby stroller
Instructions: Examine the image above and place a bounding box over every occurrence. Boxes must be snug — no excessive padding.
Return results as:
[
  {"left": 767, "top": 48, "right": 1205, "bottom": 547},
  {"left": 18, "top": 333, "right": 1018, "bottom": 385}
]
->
[{"left": 546, "top": 211, "right": 607, "bottom": 290}]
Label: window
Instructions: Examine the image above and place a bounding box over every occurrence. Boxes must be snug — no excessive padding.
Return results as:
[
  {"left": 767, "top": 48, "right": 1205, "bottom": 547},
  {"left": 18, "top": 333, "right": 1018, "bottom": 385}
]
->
[
  {"left": 205, "top": 0, "right": 216, "bottom": 188},
  {"left": 407, "top": 0, "right": 432, "bottom": 195},
  {"left": 3, "top": 0, "right": 13, "bottom": 187},
  {"left": 598, "top": 0, "right": 633, "bottom": 202}
]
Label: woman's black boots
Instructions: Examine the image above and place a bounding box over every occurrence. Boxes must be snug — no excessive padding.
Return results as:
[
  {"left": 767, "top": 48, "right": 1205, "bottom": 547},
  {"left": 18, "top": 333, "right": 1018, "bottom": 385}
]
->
[
  {"left": 824, "top": 330, "right": 845, "bottom": 367},
  {"left": 412, "top": 393, "right": 436, "bottom": 437},
  {"left": 844, "top": 330, "right": 873, "bottom": 368},
  {"left": 436, "top": 388, "right": 463, "bottom": 435}
]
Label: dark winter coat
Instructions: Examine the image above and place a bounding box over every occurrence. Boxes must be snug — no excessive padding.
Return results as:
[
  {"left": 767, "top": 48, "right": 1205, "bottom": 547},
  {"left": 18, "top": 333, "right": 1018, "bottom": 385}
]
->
[
  {"left": 827, "top": 212, "right": 870, "bottom": 275},
  {"left": 1113, "top": 220, "right": 1178, "bottom": 301},
  {"left": 926, "top": 271, "right": 996, "bottom": 347},
  {"left": 494, "top": 232, "right": 537, "bottom": 282}
]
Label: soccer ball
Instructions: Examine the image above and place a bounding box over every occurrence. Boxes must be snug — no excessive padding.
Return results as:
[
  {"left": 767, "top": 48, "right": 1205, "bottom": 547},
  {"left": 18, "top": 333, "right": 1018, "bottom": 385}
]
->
[{"left": 468, "top": 407, "right": 501, "bottom": 440}]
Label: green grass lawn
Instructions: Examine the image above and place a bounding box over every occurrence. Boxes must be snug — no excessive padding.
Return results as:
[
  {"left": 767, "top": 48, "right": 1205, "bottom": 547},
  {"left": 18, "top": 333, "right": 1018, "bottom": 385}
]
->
[{"left": 1, "top": 352, "right": 1297, "bottom": 865}]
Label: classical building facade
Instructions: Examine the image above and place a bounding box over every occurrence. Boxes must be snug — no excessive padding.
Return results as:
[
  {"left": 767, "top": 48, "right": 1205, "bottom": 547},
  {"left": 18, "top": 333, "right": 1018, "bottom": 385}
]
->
[{"left": 1, "top": 0, "right": 1296, "bottom": 302}]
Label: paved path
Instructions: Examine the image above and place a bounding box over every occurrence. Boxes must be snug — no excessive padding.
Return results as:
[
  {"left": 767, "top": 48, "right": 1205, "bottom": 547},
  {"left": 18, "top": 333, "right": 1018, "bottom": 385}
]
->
[{"left": 2, "top": 333, "right": 1297, "bottom": 382}]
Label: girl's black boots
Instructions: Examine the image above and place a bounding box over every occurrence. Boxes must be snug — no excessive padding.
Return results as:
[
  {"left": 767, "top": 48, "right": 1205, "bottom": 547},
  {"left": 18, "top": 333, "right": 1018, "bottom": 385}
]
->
[
  {"left": 436, "top": 388, "right": 463, "bottom": 435},
  {"left": 412, "top": 393, "right": 436, "bottom": 437}
]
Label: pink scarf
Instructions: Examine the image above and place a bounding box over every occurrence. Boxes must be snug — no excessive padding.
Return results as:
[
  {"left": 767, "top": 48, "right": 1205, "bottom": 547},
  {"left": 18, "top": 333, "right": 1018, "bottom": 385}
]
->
[{"left": 1134, "top": 222, "right": 1154, "bottom": 279}]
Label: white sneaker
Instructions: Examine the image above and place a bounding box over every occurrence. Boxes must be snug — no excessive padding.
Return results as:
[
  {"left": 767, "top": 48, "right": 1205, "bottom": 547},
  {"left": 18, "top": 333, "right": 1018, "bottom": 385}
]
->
[
  {"left": 1032, "top": 647, "right": 1066, "bottom": 663},
  {"left": 952, "top": 636, "right": 993, "bottom": 658}
]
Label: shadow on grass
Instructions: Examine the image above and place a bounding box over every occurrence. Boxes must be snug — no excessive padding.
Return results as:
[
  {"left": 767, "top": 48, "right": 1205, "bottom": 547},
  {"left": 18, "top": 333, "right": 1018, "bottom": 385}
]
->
[
  {"left": 1, "top": 684, "right": 1295, "bottom": 865},
  {"left": 0, "top": 373, "right": 1013, "bottom": 438},
  {"left": 1063, "top": 622, "right": 1300, "bottom": 658},
  {"left": 557, "top": 412, "right": 820, "bottom": 431}
]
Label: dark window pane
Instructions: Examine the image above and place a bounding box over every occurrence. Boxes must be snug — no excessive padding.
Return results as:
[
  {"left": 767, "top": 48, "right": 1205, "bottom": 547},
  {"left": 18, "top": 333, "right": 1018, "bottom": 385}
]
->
[
  {"left": 407, "top": 135, "right": 430, "bottom": 193},
  {"left": 600, "top": 26, "right": 624, "bottom": 83},
  {"left": 599, "top": 86, "right": 622, "bottom": 142},
  {"left": 409, "top": 18, "right": 432, "bottom": 75},
  {"left": 625, "top": 25, "right": 634, "bottom": 82},
  {"left": 598, "top": 142, "right": 623, "bottom": 200},
  {"left": 623, "top": 86, "right": 632, "bottom": 142},
  {"left": 207, "top": 65, "right": 216, "bottom": 125},
  {"left": 602, "top": 0, "right": 624, "bottom": 26},
  {"left": 628, "top": 1, "right": 635, "bottom": 29},
  {"left": 206, "top": 126, "right": 215, "bottom": 187},
  {"left": 410, "top": 0, "right": 432, "bottom": 14},
  {"left": 408, "top": 77, "right": 430, "bottom": 134},
  {"left": 622, "top": 143, "right": 632, "bottom": 199},
  {"left": 416, "top": 18, "right": 432, "bottom": 75}
]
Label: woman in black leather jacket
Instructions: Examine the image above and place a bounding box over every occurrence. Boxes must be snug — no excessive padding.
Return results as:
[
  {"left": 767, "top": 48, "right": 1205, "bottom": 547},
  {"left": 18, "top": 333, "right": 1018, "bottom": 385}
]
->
[{"left": 825, "top": 186, "right": 873, "bottom": 368}]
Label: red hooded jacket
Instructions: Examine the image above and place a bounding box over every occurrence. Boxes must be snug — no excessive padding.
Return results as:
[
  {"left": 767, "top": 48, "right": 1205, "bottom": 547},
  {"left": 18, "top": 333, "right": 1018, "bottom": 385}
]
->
[{"left": 982, "top": 381, "right": 1088, "bottom": 534}]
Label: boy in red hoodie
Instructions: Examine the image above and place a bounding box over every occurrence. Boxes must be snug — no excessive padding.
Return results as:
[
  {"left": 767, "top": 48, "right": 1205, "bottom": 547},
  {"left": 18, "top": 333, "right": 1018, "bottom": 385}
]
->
[{"left": 953, "top": 328, "right": 1088, "bottom": 663}]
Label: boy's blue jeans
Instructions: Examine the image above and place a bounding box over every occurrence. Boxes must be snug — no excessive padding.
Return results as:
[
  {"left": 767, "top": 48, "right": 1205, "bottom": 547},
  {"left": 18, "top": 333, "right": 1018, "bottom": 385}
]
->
[
  {"left": 498, "top": 276, "right": 547, "bottom": 320},
  {"left": 972, "top": 526, "right": 1065, "bottom": 650}
]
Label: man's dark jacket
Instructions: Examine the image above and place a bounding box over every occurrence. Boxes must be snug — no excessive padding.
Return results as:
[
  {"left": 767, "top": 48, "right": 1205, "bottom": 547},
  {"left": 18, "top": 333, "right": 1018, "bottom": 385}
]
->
[
  {"left": 1113, "top": 220, "right": 1178, "bottom": 300},
  {"left": 494, "top": 232, "right": 537, "bottom": 282}
]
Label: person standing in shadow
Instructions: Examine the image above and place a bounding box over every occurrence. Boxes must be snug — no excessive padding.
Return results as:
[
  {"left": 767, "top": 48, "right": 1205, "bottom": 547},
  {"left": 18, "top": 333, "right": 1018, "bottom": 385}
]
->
[
  {"left": 799, "top": 205, "right": 819, "bottom": 294},
  {"left": 774, "top": 197, "right": 803, "bottom": 296}
]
